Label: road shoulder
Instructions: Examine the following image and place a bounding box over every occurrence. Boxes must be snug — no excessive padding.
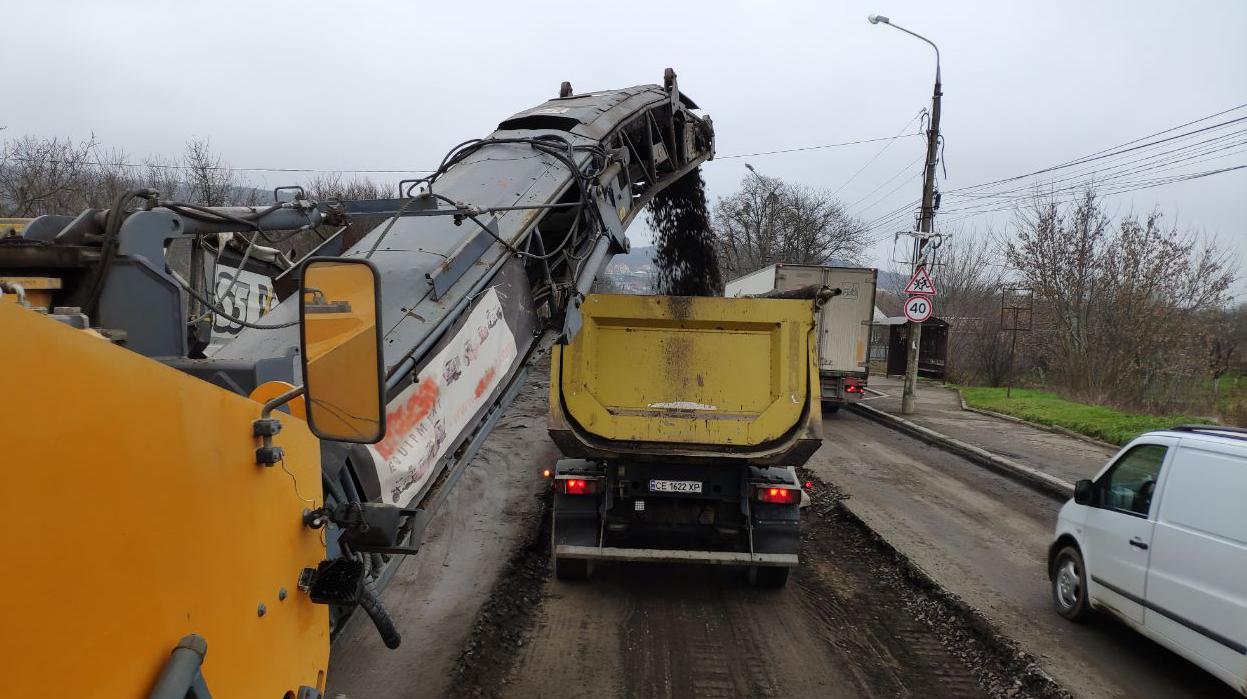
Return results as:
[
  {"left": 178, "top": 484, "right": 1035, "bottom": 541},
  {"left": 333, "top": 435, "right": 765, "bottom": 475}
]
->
[{"left": 863, "top": 376, "right": 1115, "bottom": 484}]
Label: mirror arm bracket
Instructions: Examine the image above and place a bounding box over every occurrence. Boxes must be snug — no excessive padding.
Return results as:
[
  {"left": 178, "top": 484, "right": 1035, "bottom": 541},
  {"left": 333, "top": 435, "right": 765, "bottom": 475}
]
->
[{"left": 255, "top": 385, "right": 307, "bottom": 466}]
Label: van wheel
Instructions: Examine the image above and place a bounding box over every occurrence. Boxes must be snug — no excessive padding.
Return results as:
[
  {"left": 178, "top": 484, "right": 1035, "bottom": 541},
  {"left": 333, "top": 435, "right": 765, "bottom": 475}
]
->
[
  {"left": 554, "top": 555, "right": 592, "bottom": 581},
  {"left": 748, "top": 566, "right": 790, "bottom": 588},
  {"left": 1052, "top": 546, "right": 1089, "bottom": 621}
]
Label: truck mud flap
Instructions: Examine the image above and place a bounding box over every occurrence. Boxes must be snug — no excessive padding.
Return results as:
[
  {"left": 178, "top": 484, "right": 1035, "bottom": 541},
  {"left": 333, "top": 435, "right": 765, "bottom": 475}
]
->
[{"left": 555, "top": 545, "right": 798, "bottom": 567}]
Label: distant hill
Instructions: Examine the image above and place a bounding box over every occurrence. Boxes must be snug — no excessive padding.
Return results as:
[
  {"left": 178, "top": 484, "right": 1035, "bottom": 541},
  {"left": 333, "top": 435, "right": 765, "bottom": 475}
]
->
[
  {"left": 610, "top": 245, "right": 657, "bottom": 270},
  {"left": 602, "top": 247, "right": 905, "bottom": 295},
  {"left": 877, "top": 269, "right": 908, "bottom": 293},
  {"left": 602, "top": 245, "right": 657, "bottom": 293}
]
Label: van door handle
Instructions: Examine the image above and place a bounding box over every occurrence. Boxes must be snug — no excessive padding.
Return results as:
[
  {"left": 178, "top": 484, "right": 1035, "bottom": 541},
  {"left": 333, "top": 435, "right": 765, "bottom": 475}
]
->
[{"left": 1129, "top": 538, "right": 1149, "bottom": 550}]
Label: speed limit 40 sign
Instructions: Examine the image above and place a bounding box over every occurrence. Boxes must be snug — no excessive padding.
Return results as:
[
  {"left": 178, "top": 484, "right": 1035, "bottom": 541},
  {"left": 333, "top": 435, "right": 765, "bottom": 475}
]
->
[{"left": 904, "top": 295, "right": 934, "bottom": 323}]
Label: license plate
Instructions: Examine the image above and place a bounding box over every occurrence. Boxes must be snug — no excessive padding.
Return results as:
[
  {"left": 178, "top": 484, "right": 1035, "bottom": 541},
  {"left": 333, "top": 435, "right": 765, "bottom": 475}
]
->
[{"left": 649, "top": 479, "right": 702, "bottom": 494}]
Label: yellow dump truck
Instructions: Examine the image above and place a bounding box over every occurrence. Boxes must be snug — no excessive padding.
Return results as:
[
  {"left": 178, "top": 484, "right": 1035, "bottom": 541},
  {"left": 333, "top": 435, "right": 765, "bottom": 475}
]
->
[{"left": 547, "top": 293, "right": 825, "bottom": 587}]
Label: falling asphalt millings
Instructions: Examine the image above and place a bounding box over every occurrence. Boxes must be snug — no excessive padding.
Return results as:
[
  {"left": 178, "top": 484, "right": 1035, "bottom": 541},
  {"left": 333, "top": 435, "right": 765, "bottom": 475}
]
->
[{"left": 649, "top": 167, "right": 722, "bottom": 297}]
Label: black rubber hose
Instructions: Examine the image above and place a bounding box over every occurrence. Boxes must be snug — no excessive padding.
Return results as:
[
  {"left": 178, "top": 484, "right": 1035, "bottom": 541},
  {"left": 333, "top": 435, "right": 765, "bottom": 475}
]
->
[
  {"left": 168, "top": 268, "right": 298, "bottom": 329},
  {"left": 358, "top": 578, "right": 401, "bottom": 649},
  {"left": 83, "top": 188, "right": 158, "bottom": 314}
]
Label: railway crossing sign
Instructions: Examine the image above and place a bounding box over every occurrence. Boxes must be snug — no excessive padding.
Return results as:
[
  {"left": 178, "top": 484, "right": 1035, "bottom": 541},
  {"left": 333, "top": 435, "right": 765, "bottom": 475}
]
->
[
  {"left": 903, "top": 265, "right": 938, "bottom": 296},
  {"left": 904, "top": 295, "right": 934, "bottom": 323}
]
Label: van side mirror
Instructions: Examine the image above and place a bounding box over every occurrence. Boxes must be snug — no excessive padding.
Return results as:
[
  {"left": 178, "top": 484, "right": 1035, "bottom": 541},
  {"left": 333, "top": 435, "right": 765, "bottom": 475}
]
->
[
  {"left": 1073, "top": 479, "right": 1094, "bottom": 506},
  {"left": 299, "top": 258, "right": 386, "bottom": 444}
]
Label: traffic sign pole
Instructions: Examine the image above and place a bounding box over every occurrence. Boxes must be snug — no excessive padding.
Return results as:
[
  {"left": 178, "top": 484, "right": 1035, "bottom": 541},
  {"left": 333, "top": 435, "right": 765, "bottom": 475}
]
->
[{"left": 902, "top": 58, "right": 943, "bottom": 415}]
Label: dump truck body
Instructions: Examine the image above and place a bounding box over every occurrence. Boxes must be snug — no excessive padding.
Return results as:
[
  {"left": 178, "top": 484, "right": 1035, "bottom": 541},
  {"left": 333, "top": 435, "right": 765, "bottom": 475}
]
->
[
  {"left": 725, "top": 264, "right": 877, "bottom": 409},
  {"left": 548, "top": 294, "right": 822, "bottom": 586}
]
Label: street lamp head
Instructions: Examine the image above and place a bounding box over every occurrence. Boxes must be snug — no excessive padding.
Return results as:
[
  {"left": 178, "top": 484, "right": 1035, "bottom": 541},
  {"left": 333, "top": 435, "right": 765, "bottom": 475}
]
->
[
  {"left": 745, "top": 163, "right": 756, "bottom": 173},
  {"left": 867, "top": 14, "right": 889, "bottom": 24}
]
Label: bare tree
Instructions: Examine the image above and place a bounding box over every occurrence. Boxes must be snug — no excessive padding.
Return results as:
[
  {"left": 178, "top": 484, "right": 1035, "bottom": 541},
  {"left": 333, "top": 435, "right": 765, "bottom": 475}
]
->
[
  {"left": 86, "top": 146, "right": 139, "bottom": 207},
  {"left": 182, "top": 136, "right": 240, "bottom": 206},
  {"left": 928, "top": 229, "right": 1009, "bottom": 383},
  {"left": 713, "top": 173, "right": 868, "bottom": 280},
  {"left": 0, "top": 134, "right": 102, "bottom": 216},
  {"left": 1007, "top": 187, "right": 1235, "bottom": 409},
  {"left": 304, "top": 172, "right": 388, "bottom": 201},
  {"left": 1205, "top": 303, "right": 1246, "bottom": 407},
  {"left": 142, "top": 156, "right": 184, "bottom": 200}
]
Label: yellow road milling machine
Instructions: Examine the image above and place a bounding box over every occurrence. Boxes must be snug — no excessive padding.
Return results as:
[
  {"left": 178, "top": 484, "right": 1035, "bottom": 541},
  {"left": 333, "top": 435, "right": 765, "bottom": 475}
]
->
[{"left": 0, "top": 70, "right": 714, "bottom": 696}]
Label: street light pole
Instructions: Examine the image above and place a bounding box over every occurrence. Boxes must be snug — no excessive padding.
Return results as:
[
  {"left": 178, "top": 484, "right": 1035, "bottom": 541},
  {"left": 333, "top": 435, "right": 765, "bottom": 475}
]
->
[
  {"left": 744, "top": 162, "right": 783, "bottom": 248},
  {"left": 868, "top": 14, "right": 942, "bottom": 415}
]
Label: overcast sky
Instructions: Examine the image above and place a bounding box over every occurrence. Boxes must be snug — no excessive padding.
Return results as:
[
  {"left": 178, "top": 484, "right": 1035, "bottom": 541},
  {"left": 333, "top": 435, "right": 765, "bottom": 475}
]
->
[{"left": 4, "top": 0, "right": 1244, "bottom": 294}]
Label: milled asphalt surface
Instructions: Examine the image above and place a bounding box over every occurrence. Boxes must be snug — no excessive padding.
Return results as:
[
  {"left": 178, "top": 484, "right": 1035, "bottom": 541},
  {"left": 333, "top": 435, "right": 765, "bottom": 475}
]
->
[
  {"left": 327, "top": 365, "right": 553, "bottom": 699},
  {"left": 819, "top": 380, "right": 1237, "bottom": 699},
  {"left": 327, "top": 368, "right": 1238, "bottom": 699}
]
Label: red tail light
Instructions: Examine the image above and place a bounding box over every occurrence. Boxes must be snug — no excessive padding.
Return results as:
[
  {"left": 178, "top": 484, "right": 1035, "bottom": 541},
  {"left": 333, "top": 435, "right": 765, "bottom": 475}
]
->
[
  {"left": 845, "top": 383, "right": 864, "bottom": 394},
  {"left": 556, "top": 477, "right": 601, "bottom": 495},
  {"left": 754, "top": 486, "right": 799, "bottom": 504}
]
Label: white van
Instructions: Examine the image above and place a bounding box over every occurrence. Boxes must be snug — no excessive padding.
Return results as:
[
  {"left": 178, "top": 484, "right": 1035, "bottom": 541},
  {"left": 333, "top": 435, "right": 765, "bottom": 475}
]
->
[{"left": 1049, "top": 425, "right": 1247, "bottom": 695}]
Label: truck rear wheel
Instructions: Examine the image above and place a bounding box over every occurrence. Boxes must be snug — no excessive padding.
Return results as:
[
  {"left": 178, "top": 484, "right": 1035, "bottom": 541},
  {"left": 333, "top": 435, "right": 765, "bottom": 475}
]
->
[
  {"left": 554, "top": 555, "right": 593, "bottom": 581},
  {"left": 821, "top": 401, "right": 841, "bottom": 415},
  {"left": 748, "top": 565, "right": 789, "bottom": 588}
]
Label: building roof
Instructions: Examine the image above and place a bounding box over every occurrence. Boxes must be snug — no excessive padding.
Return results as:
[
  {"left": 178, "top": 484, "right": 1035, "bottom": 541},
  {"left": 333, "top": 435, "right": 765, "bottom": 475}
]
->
[{"left": 875, "top": 315, "right": 948, "bottom": 327}]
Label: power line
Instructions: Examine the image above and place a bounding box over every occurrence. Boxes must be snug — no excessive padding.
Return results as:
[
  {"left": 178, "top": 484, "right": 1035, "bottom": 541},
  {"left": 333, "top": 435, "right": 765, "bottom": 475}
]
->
[
  {"left": 935, "top": 164, "right": 1246, "bottom": 224},
  {"left": 948, "top": 111, "right": 1247, "bottom": 194},
  {"left": 936, "top": 132, "right": 1247, "bottom": 218},
  {"left": 715, "top": 133, "right": 923, "bottom": 159},
  {"left": 940, "top": 160, "right": 1247, "bottom": 218},
  {"left": 0, "top": 156, "right": 435, "bottom": 175},
  {"left": 947, "top": 130, "right": 1247, "bottom": 205},
  {"left": 4, "top": 131, "right": 927, "bottom": 174},
  {"left": 858, "top": 102, "right": 1247, "bottom": 237},
  {"left": 846, "top": 153, "right": 926, "bottom": 212},
  {"left": 829, "top": 110, "right": 925, "bottom": 196},
  {"left": 864, "top": 160, "right": 1247, "bottom": 238}
]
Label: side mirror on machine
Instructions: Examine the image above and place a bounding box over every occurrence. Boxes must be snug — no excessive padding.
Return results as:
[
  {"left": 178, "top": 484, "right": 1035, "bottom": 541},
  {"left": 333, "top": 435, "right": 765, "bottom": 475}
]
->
[
  {"left": 299, "top": 257, "right": 386, "bottom": 444},
  {"left": 1073, "top": 479, "right": 1094, "bottom": 506}
]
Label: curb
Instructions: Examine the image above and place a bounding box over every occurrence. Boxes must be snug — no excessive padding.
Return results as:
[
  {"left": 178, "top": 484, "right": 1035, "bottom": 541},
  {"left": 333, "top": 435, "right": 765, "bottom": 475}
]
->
[
  {"left": 950, "top": 389, "right": 1120, "bottom": 451},
  {"left": 849, "top": 402, "right": 1075, "bottom": 502}
]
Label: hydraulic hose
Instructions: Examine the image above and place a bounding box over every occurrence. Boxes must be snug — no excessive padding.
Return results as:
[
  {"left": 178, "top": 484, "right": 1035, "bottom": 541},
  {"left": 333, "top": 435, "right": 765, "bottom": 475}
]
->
[
  {"left": 83, "top": 188, "right": 158, "bottom": 315},
  {"left": 358, "top": 577, "right": 402, "bottom": 649}
]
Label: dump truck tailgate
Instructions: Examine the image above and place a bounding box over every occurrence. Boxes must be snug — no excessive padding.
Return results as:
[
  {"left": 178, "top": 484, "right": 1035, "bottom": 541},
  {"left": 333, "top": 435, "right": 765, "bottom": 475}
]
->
[{"left": 549, "top": 294, "right": 822, "bottom": 463}]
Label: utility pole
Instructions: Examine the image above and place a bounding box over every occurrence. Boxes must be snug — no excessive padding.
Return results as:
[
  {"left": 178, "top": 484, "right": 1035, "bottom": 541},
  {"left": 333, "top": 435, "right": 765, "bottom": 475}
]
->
[
  {"left": 869, "top": 14, "right": 942, "bottom": 415},
  {"left": 1000, "top": 287, "right": 1033, "bottom": 399}
]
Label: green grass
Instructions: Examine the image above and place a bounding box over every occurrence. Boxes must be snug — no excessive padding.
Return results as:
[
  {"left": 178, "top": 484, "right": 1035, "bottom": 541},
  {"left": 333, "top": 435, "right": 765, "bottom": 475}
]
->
[
  {"left": 1204, "top": 371, "right": 1247, "bottom": 426},
  {"left": 957, "top": 387, "right": 1215, "bottom": 446}
]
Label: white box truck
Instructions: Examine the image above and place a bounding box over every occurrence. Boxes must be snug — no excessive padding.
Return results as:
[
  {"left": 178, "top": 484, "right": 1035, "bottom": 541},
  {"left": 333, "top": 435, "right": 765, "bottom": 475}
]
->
[{"left": 725, "top": 264, "right": 877, "bottom": 413}]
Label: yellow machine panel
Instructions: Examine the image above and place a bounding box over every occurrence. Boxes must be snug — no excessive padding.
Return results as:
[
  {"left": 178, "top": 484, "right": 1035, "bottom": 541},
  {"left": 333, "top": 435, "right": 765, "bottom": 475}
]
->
[
  {"left": 0, "top": 302, "right": 328, "bottom": 697},
  {"left": 551, "top": 294, "right": 821, "bottom": 456},
  {"left": 0, "top": 217, "right": 31, "bottom": 235}
]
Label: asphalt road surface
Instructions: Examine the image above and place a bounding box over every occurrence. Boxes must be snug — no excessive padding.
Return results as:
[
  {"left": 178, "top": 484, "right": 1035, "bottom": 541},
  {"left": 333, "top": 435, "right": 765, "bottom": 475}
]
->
[
  {"left": 816, "top": 409, "right": 1237, "bottom": 699},
  {"left": 328, "top": 374, "right": 1235, "bottom": 699},
  {"left": 478, "top": 474, "right": 1049, "bottom": 699}
]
